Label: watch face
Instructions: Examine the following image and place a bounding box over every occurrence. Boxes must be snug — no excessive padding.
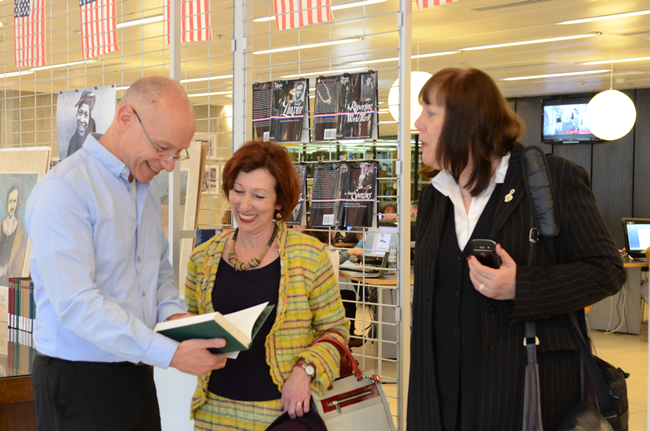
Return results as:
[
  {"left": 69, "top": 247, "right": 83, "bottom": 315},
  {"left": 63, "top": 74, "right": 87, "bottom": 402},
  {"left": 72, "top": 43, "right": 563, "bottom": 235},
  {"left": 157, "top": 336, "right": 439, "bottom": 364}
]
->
[{"left": 304, "top": 364, "right": 315, "bottom": 376}]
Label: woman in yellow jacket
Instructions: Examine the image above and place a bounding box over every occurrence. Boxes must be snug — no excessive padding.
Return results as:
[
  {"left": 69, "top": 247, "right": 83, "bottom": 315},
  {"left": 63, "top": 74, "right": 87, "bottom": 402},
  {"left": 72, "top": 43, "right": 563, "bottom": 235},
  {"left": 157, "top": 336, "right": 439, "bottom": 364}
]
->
[{"left": 184, "top": 140, "right": 349, "bottom": 430}]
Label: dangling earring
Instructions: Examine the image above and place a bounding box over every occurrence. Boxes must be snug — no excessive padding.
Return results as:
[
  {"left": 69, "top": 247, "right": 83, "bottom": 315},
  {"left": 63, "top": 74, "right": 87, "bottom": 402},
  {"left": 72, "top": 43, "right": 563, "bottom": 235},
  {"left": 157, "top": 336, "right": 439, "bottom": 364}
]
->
[{"left": 275, "top": 210, "right": 282, "bottom": 220}]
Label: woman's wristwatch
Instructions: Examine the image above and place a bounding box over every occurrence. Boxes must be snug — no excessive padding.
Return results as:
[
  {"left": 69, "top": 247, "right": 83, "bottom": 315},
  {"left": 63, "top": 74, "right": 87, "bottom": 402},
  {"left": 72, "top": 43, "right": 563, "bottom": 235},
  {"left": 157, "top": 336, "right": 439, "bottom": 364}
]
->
[{"left": 295, "top": 360, "right": 315, "bottom": 379}]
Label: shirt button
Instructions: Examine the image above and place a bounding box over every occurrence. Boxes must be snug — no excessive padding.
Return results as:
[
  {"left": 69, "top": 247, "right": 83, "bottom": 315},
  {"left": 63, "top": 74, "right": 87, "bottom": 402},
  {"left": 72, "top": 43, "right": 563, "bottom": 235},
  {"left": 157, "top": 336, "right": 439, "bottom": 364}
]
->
[
  {"left": 137, "top": 256, "right": 141, "bottom": 262},
  {"left": 488, "top": 342, "right": 496, "bottom": 351},
  {"left": 122, "top": 168, "right": 126, "bottom": 174},
  {"left": 141, "top": 292, "right": 145, "bottom": 297},
  {"left": 454, "top": 328, "right": 459, "bottom": 334},
  {"left": 487, "top": 305, "right": 495, "bottom": 312},
  {"left": 457, "top": 255, "right": 462, "bottom": 261},
  {"left": 454, "top": 291, "right": 459, "bottom": 296}
]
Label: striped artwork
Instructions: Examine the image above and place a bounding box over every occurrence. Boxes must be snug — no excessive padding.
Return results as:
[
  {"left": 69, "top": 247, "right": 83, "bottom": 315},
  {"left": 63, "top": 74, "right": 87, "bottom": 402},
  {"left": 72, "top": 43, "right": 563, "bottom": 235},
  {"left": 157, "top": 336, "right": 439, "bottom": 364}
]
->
[
  {"left": 416, "top": 0, "right": 460, "bottom": 9},
  {"left": 274, "top": 0, "right": 333, "bottom": 31},
  {"left": 164, "top": 0, "right": 212, "bottom": 44},
  {"left": 79, "top": 0, "right": 119, "bottom": 60},
  {"left": 14, "top": 0, "right": 46, "bottom": 67}
]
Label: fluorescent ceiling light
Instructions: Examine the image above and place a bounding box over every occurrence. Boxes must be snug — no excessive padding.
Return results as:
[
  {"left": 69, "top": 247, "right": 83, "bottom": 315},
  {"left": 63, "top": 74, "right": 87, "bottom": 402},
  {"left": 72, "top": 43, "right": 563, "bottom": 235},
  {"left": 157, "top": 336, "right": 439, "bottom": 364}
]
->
[
  {"left": 0, "top": 70, "right": 34, "bottom": 78},
  {"left": 556, "top": 10, "right": 650, "bottom": 25},
  {"left": 503, "top": 69, "right": 610, "bottom": 81},
  {"left": 31, "top": 59, "right": 99, "bottom": 72},
  {"left": 282, "top": 67, "right": 367, "bottom": 79},
  {"left": 582, "top": 56, "right": 650, "bottom": 65},
  {"left": 463, "top": 33, "right": 598, "bottom": 51},
  {"left": 253, "top": 0, "right": 386, "bottom": 21},
  {"left": 349, "top": 50, "right": 458, "bottom": 65},
  {"left": 117, "top": 15, "right": 163, "bottom": 29},
  {"left": 181, "top": 74, "right": 232, "bottom": 83},
  {"left": 188, "top": 91, "right": 232, "bottom": 97},
  {"left": 254, "top": 38, "right": 362, "bottom": 55}
]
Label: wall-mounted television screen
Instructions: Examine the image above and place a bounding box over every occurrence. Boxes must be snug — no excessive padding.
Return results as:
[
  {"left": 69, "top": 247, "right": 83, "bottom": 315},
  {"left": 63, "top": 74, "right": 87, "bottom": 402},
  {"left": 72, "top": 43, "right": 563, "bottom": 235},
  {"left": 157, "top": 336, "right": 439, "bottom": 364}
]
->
[{"left": 541, "top": 96, "right": 602, "bottom": 144}]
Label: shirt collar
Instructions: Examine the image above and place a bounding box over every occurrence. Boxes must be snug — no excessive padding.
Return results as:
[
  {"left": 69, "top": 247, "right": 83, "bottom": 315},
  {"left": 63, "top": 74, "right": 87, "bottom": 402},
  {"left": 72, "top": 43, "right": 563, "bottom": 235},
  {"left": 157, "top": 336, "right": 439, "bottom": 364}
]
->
[
  {"left": 431, "top": 152, "right": 511, "bottom": 196},
  {"left": 84, "top": 134, "right": 132, "bottom": 183}
]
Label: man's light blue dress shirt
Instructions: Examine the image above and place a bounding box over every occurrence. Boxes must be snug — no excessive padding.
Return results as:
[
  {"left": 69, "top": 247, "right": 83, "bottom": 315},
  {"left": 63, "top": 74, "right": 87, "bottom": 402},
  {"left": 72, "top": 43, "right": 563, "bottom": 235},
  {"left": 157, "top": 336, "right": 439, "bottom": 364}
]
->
[{"left": 26, "top": 135, "right": 186, "bottom": 368}]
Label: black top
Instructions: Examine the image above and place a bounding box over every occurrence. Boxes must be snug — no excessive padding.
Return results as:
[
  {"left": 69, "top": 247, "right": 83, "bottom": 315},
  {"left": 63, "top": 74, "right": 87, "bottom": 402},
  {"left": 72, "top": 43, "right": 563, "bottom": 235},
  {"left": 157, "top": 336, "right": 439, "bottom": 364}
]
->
[
  {"left": 433, "top": 184, "right": 501, "bottom": 431},
  {"left": 208, "top": 256, "right": 281, "bottom": 401}
]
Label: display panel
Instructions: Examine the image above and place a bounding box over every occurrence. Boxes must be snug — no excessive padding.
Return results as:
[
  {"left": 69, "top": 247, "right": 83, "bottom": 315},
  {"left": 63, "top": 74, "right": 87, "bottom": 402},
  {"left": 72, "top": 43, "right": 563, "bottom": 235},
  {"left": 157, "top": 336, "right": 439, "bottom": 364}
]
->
[{"left": 541, "top": 96, "right": 602, "bottom": 144}]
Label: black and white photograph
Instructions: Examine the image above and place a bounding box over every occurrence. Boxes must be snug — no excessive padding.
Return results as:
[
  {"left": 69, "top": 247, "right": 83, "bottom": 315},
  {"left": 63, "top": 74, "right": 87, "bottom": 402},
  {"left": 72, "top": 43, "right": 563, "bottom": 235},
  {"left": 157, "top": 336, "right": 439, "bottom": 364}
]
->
[
  {"left": 314, "top": 75, "right": 340, "bottom": 141},
  {"left": 56, "top": 85, "right": 116, "bottom": 161},
  {"left": 286, "top": 164, "right": 307, "bottom": 226},
  {"left": 340, "top": 161, "right": 377, "bottom": 227}
]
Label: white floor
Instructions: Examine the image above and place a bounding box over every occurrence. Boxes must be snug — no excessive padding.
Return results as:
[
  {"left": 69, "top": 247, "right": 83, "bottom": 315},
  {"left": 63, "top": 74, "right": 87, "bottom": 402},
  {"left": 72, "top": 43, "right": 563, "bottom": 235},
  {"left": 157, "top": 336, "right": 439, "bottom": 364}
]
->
[{"left": 349, "top": 305, "right": 648, "bottom": 430}]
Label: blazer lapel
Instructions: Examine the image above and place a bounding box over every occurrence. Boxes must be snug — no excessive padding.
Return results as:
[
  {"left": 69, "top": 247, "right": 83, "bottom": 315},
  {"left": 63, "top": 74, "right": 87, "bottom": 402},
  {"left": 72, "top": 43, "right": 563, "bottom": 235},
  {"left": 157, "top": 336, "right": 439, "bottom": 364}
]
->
[{"left": 489, "top": 144, "right": 527, "bottom": 239}]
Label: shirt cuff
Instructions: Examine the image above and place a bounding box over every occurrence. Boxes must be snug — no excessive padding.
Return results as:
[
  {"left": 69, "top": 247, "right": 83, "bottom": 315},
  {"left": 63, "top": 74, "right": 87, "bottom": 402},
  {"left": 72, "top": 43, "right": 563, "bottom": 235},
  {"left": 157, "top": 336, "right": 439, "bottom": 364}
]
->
[{"left": 144, "top": 332, "right": 180, "bottom": 369}]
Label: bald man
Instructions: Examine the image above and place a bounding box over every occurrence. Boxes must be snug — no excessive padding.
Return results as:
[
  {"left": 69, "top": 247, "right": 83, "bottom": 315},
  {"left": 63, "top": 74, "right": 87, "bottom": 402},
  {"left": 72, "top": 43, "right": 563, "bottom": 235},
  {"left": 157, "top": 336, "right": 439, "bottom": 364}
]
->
[{"left": 27, "top": 77, "right": 227, "bottom": 431}]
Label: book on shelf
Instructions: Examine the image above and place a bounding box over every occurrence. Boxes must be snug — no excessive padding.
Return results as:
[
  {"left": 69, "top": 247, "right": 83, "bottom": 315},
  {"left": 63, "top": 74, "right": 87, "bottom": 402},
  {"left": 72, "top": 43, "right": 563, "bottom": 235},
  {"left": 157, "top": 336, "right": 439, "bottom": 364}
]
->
[
  {"left": 154, "top": 302, "right": 275, "bottom": 357},
  {"left": 8, "top": 277, "right": 34, "bottom": 332}
]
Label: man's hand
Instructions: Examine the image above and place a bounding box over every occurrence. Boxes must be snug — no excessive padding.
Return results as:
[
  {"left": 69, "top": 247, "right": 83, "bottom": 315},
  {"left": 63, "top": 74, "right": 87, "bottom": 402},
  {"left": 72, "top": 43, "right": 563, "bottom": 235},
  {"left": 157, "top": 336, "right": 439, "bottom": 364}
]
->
[{"left": 169, "top": 338, "right": 228, "bottom": 376}]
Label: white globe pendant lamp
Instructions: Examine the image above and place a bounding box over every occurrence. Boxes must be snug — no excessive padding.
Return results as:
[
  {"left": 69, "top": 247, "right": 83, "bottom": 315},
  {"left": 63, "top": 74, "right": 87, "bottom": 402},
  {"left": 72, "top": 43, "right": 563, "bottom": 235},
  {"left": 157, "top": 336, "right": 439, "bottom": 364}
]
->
[
  {"left": 586, "top": 89, "right": 636, "bottom": 141},
  {"left": 388, "top": 71, "right": 432, "bottom": 130}
]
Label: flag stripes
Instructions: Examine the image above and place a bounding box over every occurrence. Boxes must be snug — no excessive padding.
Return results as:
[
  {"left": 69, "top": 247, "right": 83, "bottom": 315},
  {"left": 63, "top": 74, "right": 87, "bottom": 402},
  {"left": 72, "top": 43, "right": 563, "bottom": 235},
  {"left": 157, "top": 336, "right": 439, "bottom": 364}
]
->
[
  {"left": 164, "top": 0, "right": 212, "bottom": 44},
  {"left": 79, "top": 0, "right": 119, "bottom": 60},
  {"left": 14, "top": 0, "right": 46, "bottom": 67},
  {"left": 417, "top": 0, "right": 460, "bottom": 9},
  {"left": 274, "top": 0, "right": 333, "bottom": 31}
]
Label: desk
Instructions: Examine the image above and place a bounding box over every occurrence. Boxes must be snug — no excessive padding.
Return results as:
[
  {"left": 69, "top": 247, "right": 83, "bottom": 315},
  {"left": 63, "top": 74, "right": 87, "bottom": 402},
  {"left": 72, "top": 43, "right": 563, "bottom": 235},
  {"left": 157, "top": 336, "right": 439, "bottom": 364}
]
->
[
  {"left": 339, "top": 269, "right": 413, "bottom": 360},
  {"left": 0, "top": 327, "right": 37, "bottom": 431},
  {"left": 588, "top": 262, "right": 648, "bottom": 335}
]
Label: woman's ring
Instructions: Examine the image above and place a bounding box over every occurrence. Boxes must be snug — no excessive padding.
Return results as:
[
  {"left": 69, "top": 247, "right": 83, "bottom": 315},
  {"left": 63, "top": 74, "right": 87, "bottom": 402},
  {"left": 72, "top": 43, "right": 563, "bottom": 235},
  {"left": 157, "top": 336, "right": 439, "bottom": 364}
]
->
[
  {"left": 296, "top": 402, "right": 302, "bottom": 407},
  {"left": 479, "top": 283, "right": 485, "bottom": 291}
]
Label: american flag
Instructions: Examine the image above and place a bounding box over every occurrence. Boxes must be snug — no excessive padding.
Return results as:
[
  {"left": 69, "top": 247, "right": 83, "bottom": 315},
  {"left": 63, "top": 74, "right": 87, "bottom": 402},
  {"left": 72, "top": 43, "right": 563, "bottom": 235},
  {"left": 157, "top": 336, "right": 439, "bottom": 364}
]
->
[
  {"left": 164, "top": 0, "right": 212, "bottom": 44},
  {"left": 274, "top": 0, "right": 333, "bottom": 31},
  {"left": 79, "top": 0, "right": 119, "bottom": 60},
  {"left": 14, "top": 0, "right": 46, "bottom": 67},
  {"left": 417, "top": 0, "right": 460, "bottom": 9}
]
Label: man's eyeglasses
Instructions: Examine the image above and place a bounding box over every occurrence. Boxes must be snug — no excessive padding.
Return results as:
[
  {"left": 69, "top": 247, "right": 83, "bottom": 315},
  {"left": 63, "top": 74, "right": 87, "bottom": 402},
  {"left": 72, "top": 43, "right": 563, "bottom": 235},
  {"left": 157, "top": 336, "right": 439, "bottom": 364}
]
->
[{"left": 132, "top": 108, "right": 190, "bottom": 161}]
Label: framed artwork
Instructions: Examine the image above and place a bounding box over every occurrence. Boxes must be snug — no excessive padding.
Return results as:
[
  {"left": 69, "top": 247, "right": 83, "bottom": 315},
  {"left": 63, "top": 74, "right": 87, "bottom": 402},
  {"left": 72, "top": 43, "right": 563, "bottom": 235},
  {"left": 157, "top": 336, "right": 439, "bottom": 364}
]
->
[
  {"left": 0, "top": 148, "right": 51, "bottom": 287},
  {"left": 56, "top": 85, "right": 116, "bottom": 161},
  {"left": 153, "top": 139, "right": 206, "bottom": 293}
]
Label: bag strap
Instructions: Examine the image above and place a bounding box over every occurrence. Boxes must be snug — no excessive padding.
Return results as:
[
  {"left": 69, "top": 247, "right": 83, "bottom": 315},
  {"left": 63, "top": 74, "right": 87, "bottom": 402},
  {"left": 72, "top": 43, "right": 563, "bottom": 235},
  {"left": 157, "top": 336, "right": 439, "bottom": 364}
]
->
[
  {"left": 312, "top": 330, "right": 364, "bottom": 381},
  {"left": 567, "top": 313, "right": 620, "bottom": 413}
]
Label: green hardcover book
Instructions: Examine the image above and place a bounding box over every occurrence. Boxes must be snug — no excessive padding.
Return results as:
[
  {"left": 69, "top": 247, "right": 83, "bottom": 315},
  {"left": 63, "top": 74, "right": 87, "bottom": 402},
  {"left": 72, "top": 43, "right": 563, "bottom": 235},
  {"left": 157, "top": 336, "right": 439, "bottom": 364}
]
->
[{"left": 154, "top": 302, "right": 275, "bottom": 354}]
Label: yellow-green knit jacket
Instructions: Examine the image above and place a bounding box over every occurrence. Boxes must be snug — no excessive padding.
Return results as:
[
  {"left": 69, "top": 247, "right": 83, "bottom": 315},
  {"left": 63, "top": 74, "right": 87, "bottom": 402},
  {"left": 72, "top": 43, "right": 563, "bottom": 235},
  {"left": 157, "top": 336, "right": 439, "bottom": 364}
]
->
[{"left": 185, "top": 222, "right": 350, "bottom": 419}]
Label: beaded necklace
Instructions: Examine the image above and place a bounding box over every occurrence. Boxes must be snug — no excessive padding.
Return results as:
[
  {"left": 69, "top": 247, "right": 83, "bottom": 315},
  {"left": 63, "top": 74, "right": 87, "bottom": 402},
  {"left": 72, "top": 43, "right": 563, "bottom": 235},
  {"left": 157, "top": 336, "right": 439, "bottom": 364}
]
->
[{"left": 227, "top": 223, "right": 279, "bottom": 271}]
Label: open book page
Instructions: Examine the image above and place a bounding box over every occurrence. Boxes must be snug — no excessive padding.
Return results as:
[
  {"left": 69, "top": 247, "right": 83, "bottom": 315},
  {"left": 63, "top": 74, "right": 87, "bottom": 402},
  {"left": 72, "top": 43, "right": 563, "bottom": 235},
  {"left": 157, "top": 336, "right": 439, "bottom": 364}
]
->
[{"left": 222, "top": 302, "right": 272, "bottom": 359}]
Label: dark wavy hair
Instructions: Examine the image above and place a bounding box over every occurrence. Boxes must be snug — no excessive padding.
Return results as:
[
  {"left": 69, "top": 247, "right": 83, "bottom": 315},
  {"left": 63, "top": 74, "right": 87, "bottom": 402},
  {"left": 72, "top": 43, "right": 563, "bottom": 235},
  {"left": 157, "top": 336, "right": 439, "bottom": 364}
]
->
[
  {"left": 419, "top": 68, "right": 525, "bottom": 196},
  {"left": 221, "top": 140, "right": 300, "bottom": 220}
]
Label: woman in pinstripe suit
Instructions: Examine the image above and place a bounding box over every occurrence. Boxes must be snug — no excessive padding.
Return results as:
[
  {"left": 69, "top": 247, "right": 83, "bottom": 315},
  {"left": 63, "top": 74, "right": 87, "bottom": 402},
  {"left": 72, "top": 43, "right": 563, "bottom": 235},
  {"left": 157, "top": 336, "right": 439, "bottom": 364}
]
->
[{"left": 407, "top": 68, "right": 625, "bottom": 431}]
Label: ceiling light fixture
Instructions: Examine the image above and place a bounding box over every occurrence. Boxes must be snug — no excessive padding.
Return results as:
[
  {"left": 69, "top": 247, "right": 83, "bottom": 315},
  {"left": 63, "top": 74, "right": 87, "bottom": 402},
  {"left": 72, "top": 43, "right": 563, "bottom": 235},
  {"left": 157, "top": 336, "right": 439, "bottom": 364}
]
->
[
  {"left": 556, "top": 10, "right": 650, "bottom": 25},
  {"left": 187, "top": 91, "right": 232, "bottom": 97},
  {"left": 582, "top": 56, "right": 650, "bottom": 65},
  {"left": 253, "top": 0, "right": 386, "bottom": 22},
  {"left": 116, "top": 15, "right": 164, "bottom": 29},
  {"left": 281, "top": 67, "right": 367, "bottom": 79},
  {"left": 0, "top": 70, "right": 34, "bottom": 78},
  {"left": 349, "top": 50, "right": 459, "bottom": 65},
  {"left": 254, "top": 37, "right": 362, "bottom": 55},
  {"left": 31, "top": 59, "right": 99, "bottom": 72},
  {"left": 462, "top": 33, "right": 599, "bottom": 51},
  {"left": 503, "top": 69, "right": 610, "bottom": 81},
  {"left": 181, "top": 74, "right": 233, "bottom": 83},
  {"left": 586, "top": 66, "right": 636, "bottom": 140}
]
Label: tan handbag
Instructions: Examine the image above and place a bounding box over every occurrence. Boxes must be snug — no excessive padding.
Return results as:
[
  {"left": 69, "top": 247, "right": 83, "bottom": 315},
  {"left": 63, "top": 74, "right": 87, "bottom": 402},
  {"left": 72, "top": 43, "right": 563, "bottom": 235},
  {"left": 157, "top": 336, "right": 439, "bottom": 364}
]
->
[{"left": 310, "top": 331, "right": 396, "bottom": 431}]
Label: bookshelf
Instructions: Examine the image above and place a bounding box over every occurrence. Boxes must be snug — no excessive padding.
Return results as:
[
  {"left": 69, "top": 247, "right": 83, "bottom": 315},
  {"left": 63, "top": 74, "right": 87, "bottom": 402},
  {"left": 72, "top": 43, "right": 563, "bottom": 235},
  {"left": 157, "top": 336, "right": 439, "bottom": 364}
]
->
[{"left": 0, "top": 328, "right": 37, "bottom": 430}]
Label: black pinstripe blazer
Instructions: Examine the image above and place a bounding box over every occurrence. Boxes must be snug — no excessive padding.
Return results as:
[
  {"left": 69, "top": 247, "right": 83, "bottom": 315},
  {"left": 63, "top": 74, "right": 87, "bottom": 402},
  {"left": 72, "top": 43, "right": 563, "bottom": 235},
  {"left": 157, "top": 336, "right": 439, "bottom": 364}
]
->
[{"left": 407, "top": 143, "right": 626, "bottom": 431}]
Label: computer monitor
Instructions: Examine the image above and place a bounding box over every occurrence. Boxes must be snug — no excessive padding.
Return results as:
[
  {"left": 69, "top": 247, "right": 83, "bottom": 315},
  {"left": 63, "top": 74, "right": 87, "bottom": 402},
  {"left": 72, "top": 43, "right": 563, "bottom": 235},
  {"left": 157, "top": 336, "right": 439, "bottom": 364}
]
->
[
  {"left": 363, "top": 226, "right": 398, "bottom": 263},
  {"left": 621, "top": 218, "right": 650, "bottom": 259}
]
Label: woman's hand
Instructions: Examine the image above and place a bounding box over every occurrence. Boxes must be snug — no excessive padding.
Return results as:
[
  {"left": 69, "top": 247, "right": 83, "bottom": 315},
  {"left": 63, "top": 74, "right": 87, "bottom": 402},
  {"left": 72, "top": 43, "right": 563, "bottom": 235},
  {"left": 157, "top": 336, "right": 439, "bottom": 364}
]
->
[
  {"left": 468, "top": 243, "right": 517, "bottom": 300},
  {"left": 280, "top": 365, "right": 313, "bottom": 419}
]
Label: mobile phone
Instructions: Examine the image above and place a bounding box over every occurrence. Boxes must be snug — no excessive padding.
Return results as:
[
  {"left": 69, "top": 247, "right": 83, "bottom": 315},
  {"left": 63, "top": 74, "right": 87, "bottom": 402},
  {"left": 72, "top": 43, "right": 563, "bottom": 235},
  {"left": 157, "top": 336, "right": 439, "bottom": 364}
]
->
[{"left": 468, "top": 239, "right": 500, "bottom": 269}]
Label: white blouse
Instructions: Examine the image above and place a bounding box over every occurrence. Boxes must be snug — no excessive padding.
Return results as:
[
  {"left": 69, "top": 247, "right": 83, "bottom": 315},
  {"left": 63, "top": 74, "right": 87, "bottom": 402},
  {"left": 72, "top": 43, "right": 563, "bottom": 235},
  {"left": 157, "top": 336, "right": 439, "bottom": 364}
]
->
[{"left": 431, "top": 153, "right": 511, "bottom": 251}]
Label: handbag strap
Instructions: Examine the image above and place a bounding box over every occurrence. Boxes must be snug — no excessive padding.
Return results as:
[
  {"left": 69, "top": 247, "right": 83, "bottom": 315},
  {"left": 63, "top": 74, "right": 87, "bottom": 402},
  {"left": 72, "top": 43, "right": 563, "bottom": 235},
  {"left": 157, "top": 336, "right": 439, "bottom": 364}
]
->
[
  {"left": 312, "top": 330, "right": 364, "bottom": 381},
  {"left": 567, "top": 313, "right": 620, "bottom": 413}
]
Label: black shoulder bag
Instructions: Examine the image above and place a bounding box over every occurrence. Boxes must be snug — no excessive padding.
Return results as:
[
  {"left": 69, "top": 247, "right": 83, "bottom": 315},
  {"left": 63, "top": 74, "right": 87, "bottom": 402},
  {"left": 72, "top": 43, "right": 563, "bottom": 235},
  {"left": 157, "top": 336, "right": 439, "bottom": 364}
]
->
[{"left": 520, "top": 146, "right": 629, "bottom": 431}]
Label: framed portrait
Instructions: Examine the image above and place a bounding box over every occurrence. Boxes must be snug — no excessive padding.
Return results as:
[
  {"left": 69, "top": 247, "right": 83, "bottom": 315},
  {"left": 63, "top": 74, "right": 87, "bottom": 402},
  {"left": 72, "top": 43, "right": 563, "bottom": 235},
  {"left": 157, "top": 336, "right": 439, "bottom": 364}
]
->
[
  {"left": 0, "top": 148, "right": 51, "bottom": 287},
  {"left": 56, "top": 85, "right": 116, "bottom": 161},
  {"left": 153, "top": 139, "right": 206, "bottom": 293}
]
